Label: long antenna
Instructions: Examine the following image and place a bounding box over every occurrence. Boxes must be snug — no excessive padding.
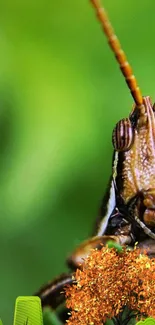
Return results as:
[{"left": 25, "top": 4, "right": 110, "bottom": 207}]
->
[{"left": 90, "top": 0, "right": 145, "bottom": 112}]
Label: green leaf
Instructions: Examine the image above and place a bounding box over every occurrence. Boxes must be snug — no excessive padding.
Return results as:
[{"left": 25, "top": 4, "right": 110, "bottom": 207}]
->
[{"left": 136, "top": 318, "right": 155, "bottom": 325}]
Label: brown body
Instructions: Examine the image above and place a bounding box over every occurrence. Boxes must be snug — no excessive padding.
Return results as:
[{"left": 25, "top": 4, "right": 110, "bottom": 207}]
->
[
  {"left": 119, "top": 98, "right": 155, "bottom": 209},
  {"left": 34, "top": 0, "right": 155, "bottom": 322},
  {"left": 114, "top": 97, "right": 155, "bottom": 230}
]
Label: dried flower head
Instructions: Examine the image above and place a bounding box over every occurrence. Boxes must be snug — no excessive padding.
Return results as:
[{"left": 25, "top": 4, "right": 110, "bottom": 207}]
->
[{"left": 65, "top": 244, "right": 155, "bottom": 325}]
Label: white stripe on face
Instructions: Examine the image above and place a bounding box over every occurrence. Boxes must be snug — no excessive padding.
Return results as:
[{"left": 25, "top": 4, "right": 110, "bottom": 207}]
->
[{"left": 97, "top": 180, "right": 116, "bottom": 236}]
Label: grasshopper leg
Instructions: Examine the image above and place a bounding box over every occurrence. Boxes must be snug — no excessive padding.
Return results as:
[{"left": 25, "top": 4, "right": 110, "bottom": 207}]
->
[
  {"left": 137, "top": 238, "right": 155, "bottom": 258},
  {"left": 34, "top": 273, "right": 73, "bottom": 309},
  {"left": 67, "top": 234, "right": 132, "bottom": 269},
  {"left": 34, "top": 234, "right": 131, "bottom": 310}
]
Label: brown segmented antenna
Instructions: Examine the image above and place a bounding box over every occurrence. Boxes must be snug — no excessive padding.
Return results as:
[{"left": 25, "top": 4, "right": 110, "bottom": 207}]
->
[{"left": 90, "top": 0, "right": 145, "bottom": 112}]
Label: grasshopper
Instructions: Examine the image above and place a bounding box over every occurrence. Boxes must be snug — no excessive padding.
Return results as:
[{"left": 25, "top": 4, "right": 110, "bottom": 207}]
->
[{"left": 35, "top": 0, "right": 155, "bottom": 321}]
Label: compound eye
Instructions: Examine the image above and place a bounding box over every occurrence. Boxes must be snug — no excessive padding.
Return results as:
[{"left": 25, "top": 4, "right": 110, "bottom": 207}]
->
[{"left": 112, "top": 118, "right": 133, "bottom": 151}]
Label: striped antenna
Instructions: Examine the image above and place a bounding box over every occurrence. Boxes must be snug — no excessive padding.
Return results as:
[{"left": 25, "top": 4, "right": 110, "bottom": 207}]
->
[{"left": 90, "top": 0, "right": 144, "bottom": 111}]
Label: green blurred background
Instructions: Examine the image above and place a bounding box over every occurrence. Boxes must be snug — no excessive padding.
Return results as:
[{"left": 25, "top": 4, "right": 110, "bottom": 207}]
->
[{"left": 0, "top": 0, "right": 154, "bottom": 323}]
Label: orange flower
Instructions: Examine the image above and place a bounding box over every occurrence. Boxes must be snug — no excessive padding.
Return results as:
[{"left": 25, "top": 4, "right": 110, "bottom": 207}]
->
[{"left": 65, "top": 245, "right": 155, "bottom": 325}]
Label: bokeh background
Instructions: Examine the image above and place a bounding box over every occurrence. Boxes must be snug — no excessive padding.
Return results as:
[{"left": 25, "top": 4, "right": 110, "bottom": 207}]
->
[{"left": 0, "top": 0, "right": 155, "bottom": 323}]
